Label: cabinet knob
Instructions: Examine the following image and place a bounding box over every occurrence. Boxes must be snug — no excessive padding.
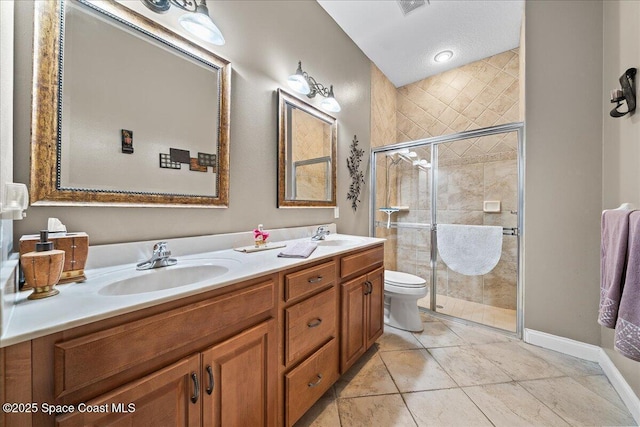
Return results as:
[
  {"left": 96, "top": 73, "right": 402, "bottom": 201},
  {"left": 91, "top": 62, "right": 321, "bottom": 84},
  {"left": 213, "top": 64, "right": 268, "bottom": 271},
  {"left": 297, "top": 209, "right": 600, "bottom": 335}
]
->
[
  {"left": 206, "top": 365, "right": 214, "bottom": 395},
  {"left": 307, "top": 276, "right": 323, "bottom": 284},
  {"left": 308, "top": 373, "right": 323, "bottom": 388},
  {"left": 191, "top": 372, "right": 199, "bottom": 404}
]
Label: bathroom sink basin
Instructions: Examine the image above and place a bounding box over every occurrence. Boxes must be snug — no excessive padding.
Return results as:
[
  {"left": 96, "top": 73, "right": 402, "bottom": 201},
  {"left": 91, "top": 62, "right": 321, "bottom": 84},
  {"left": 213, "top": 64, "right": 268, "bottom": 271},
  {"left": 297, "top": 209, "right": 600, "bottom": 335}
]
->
[
  {"left": 316, "top": 236, "right": 365, "bottom": 246},
  {"left": 98, "top": 260, "right": 238, "bottom": 296}
]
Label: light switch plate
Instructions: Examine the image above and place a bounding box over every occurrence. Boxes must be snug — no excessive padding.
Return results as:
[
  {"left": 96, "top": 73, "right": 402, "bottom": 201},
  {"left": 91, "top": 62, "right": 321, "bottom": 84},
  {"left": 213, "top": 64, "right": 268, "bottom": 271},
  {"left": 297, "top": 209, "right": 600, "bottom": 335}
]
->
[{"left": 334, "top": 207, "right": 339, "bottom": 218}]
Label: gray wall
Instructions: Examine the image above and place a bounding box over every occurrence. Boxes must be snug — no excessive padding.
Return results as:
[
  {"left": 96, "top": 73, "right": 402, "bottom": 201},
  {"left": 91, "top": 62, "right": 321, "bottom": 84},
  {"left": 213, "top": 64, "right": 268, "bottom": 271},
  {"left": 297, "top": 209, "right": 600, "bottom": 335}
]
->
[
  {"left": 602, "top": 0, "right": 640, "bottom": 398},
  {"left": 0, "top": 0, "right": 14, "bottom": 263},
  {"left": 13, "top": 0, "right": 371, "bottom": 245},
  {"left": 524, "top": 1, "right": 603, "bottom": 344}
]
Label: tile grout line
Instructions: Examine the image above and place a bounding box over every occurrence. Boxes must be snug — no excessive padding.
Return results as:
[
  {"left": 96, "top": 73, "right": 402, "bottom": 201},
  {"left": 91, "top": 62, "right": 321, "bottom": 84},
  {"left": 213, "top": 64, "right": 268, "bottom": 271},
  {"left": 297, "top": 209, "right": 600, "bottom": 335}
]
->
[{"left": 514, "top": 377, "right": 576, "bottom": 427}]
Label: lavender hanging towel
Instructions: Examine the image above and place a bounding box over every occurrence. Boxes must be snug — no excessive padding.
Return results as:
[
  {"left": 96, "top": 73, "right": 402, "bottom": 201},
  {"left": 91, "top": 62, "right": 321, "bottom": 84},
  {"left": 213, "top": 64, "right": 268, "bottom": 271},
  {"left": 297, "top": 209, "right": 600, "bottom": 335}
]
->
[
  {"left": 615, "top": 211, "right": 640, "bottom": 361},
  {"left": 598, "top": 209, "right": 633, "bottom": 328}
]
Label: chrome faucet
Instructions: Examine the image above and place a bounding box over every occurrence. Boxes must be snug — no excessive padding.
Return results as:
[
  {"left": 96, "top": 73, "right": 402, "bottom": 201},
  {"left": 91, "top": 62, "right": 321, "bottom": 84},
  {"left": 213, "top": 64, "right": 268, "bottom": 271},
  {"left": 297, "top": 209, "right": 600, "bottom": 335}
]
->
[
  {"left": 311, "top": 226, "right": 331, "bottom": 241},
  {"left": 136, "top": 241, "right": 177, "bottom": 270}
]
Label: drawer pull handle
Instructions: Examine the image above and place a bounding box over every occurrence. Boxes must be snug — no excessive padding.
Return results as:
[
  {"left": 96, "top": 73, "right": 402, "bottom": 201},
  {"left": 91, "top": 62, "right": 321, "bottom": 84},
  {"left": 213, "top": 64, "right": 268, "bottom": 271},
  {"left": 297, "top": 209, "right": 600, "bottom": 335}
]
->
[
  {"left": 307, "top": 318, "right": 323, "bottom": 328},
  {"left": 308, "top": 276, "right": 323, "bottom": 284},
  {"left": 364, "top": 281, "right": 372, "bottom": 295},
  {"left": 191, "top": 373, "right": 199, "bottom": 404},
  {"left": 206, "top": 365, "right": 214, "bottom": 395},
  {"left": 308, "top": 374, "right": 323, "bottom": 388}
]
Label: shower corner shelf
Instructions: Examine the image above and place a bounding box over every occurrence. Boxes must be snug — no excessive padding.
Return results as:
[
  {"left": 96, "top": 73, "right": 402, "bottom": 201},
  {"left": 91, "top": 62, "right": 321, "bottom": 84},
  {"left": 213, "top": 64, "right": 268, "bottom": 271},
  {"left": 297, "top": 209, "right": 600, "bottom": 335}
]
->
[{"left": 390, "top": 205, "right": 410, "bottom": 212}]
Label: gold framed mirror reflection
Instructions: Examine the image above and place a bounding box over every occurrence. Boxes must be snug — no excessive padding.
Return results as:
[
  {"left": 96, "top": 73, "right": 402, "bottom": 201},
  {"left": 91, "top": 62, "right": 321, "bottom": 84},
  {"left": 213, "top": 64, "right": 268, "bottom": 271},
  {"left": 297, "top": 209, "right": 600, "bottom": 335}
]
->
[
  {"left": 277, "top": 89, "right": 337, "bottom": 208},
  {"left": 30, "top": 0, "right": 230, "bottom": 207}
]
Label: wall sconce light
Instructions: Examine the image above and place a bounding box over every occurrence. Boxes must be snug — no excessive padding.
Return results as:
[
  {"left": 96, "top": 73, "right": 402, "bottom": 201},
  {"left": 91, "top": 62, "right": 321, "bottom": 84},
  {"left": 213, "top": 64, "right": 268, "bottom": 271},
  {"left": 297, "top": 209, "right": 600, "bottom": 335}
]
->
[
  {"left": 609, "top": 67, "right": 636, "bottom": 118},
  {"left": 141, "top": 0, "right": 225, "bottom": 45},
  {"left": 287, "top": 61, "right": 341, "bottom": 113}
]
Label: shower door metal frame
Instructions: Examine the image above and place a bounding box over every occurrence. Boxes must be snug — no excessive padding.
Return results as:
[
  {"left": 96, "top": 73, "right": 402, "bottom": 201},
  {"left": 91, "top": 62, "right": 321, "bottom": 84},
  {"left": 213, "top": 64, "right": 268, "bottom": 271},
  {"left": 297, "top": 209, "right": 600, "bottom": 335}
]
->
[{"left": 369, "top": 122, "right": 525, "bottom": 338}]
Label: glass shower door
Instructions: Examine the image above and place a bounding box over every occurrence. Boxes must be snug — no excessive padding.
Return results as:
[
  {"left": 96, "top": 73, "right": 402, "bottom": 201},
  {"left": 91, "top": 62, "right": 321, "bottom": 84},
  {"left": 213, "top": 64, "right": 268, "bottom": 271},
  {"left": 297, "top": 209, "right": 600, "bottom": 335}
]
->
[
  {"left": 372, "top": 146, "right": 433, "bottom": 296},
  {"left": 432, "top": 131, "right": 519, "bottom": 332}
]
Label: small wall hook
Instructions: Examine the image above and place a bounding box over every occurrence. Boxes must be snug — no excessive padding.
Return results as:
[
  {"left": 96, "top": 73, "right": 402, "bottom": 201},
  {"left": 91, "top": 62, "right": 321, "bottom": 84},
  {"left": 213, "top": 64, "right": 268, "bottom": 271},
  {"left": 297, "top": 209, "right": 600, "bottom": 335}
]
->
[{"left": 610, "top": 68, "right": 637, "bottom": 118}]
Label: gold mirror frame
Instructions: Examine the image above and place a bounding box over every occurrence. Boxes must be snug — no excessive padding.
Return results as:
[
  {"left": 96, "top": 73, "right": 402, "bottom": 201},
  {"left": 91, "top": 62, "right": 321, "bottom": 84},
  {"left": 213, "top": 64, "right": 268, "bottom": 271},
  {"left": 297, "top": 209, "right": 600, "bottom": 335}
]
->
[
  {"left": 30, "top": 0, "right": 231, "bottom": 207},
  {"left": 277, "top": 89, "right": 337, "bottom": 208}
]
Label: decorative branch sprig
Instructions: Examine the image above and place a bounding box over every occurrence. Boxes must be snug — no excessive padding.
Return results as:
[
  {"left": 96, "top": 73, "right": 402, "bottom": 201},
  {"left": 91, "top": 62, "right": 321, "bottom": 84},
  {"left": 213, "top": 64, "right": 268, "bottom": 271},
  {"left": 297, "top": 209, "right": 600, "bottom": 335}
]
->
[{"left": 346, "top": 135, "right": 365, "bottom": 212}]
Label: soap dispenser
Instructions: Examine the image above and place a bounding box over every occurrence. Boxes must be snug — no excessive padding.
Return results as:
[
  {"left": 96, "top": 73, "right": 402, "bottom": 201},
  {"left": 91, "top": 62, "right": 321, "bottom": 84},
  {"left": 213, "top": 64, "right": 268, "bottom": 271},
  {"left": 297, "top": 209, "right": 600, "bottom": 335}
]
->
[{"left": 20, "top": 230, "right": 65, "bottom": 300}]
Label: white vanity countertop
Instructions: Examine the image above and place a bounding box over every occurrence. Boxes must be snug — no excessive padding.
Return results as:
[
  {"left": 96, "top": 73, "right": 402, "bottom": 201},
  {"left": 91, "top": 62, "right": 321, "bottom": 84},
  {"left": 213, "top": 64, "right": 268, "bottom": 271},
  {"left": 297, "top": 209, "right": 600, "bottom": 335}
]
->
[{"left": 0, "top": 233, "right": 384, "bottom": 347}]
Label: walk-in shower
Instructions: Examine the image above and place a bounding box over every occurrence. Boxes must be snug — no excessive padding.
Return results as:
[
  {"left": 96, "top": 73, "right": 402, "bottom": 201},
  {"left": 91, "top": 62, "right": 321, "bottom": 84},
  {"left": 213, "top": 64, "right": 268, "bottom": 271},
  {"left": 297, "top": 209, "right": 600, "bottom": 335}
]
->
[{"left": 370, "top": 123, "right": 524, "bottom": 335}]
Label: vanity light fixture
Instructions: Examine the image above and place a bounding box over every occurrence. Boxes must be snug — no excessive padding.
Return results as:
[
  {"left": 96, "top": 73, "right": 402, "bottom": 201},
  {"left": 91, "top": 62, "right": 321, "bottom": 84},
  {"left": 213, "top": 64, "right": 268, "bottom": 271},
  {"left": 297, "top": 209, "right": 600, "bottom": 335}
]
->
[
  {"left": 141, "top": 0, "right": 225, "bottom": 45},
  {"left": 287, "top": 61, "right": 341, "bottom": 113},
  {"left": 434, "top": 50, "right": 453, "bottom": 63}
]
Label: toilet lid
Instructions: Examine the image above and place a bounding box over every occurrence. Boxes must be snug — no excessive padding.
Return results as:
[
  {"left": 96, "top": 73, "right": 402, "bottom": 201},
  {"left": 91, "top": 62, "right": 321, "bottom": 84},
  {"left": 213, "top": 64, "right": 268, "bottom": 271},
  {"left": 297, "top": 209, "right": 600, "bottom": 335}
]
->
[{"left": 385, "top": 270, "right": 427, "bottom": 288}]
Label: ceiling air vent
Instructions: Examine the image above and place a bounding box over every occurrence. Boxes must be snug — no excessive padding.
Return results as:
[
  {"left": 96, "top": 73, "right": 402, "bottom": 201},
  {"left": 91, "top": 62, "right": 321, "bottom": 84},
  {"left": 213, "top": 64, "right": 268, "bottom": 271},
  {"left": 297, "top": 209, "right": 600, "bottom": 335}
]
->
[{"left": 397, "top": 0, "right": 427, "bottom": 16}]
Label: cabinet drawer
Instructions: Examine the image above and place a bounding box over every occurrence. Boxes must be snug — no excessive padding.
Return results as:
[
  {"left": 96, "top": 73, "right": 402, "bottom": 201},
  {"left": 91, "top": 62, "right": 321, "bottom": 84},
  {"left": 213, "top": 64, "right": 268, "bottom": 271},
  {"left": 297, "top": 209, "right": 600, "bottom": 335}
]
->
[
  {"left": 285, "top": 261, "right": 336, "bottom": 302},
  {"left": 55, "top": 279, "right": 275, "bottom": 399},
  {"left": 285, "top": 287, "right": 336, "bottom": 366},
  {"left": 340, "top": 245, "right": 384, "bottom": 279},
  {"left": 285, "top": 338, "right": 339, "bottom": 426}
]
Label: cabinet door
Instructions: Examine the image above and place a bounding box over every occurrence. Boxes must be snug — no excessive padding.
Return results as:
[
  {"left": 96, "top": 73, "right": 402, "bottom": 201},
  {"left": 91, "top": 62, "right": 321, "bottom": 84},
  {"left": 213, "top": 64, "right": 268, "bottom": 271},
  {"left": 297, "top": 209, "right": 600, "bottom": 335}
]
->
[
  {"left": 56, "top": 355, "right": 201, "bottom": 427},
  {"left": 201, "top": 319, "right": 277, "bottom": 427},
  {"left": 340, "top": 276, "right": 367, "bottom": 373},
  {"left": 366, "top": 267, "right": 385, "bottom": 348}
]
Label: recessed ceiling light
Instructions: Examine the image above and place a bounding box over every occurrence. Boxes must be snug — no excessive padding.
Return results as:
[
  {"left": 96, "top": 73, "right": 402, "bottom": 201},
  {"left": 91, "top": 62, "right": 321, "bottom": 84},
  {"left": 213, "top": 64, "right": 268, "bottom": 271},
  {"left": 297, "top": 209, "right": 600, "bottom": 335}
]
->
[{"left": 434, "top": 50, "right": 453, "bottom": 63}]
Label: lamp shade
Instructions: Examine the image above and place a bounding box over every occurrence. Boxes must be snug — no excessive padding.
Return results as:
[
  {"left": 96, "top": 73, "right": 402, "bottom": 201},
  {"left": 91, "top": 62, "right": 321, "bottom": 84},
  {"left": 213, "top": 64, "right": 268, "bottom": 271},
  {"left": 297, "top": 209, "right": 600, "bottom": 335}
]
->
[
  {"left": 320, "top": 85, "right": 341, "bottom": 112},
  {"left": 288, "top": 62, "right": 311, "bottom": 95},
  {"left": 287, "top": 74, "right": 310, "bottom": 95},
  {"left": 178, "top": 2, "right": 225, "bottom": 45}
]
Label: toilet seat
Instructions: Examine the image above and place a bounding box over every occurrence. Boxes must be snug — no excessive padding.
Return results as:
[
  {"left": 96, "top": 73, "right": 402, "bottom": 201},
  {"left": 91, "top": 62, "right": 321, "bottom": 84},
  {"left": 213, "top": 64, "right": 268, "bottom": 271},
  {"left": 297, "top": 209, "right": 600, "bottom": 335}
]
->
[
  {"left": 384, "top": 282, "right": 428, "bottom": 296},
  {"left": 384, "top": 270, "right": 426, "bottom": 288}
]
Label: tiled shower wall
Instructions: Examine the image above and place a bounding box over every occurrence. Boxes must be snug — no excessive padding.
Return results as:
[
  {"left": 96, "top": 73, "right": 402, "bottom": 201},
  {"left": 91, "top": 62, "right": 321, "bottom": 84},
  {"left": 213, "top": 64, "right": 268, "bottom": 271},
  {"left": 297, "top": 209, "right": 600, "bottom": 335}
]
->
[
  {"left": 393, "top": 153, "right": 518, "bottom": 310},
  {"left": 371, "top": 64, "right": 399, "bottom": 270},
  {"left": 371, "top": 49, "right": 522, "bottom": 310},
  {"left": 396, "top": 49, "right": 521, "bottom": 142}
]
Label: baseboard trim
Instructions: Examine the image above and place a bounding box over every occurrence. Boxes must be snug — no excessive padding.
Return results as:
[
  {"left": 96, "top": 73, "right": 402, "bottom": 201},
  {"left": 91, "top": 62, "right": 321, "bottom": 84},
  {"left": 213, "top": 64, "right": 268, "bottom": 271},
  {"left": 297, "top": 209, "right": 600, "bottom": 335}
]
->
[
  {"left": 523, "top": 329, "right": 601, "bottom": 361},
  {"left": 524, "top": 328, "right": 640, "bottom": 424},
  {"left": 599, "top": 349, "right": 640, "bottom": 424}
]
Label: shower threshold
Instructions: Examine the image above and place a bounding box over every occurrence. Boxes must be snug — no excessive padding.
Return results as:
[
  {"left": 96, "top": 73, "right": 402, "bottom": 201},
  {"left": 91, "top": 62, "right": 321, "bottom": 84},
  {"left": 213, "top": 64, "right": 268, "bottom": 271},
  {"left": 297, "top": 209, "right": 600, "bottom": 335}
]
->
[{"left": 418, "top": 294, "right": 516, "bottom": 332}]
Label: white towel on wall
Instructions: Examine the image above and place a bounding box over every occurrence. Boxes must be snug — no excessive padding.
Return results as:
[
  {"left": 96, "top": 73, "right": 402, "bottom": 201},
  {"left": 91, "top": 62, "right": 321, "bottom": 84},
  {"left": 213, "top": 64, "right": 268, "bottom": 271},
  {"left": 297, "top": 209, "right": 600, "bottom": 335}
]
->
[{"left": 437, "top": 224, "right": 503, "bottom": 276}]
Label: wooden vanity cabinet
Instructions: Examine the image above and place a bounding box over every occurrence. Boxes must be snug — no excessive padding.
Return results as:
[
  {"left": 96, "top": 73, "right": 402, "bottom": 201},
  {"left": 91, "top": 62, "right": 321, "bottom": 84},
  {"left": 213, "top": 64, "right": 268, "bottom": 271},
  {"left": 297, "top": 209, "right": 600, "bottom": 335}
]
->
[
  {"left": 56, "top": 319, "right": 277, "bottom": 427},
  {"left": 278, "top": 260, "right": 340, "bottom": 427},
  {"left": 1, "top": 242, "right": 385, "bottom": 427},
  {"left": 201, "top": 319, "right": 277, "bottom": 427},
  {"left": 4, "top": 274, "right": 278, "bottom": 427},
  {"left": 339, "top": 246, "right": 385, "bottom": 373},
  {"left": 56, "top": 354, "right": 202, "bottom": 427}
]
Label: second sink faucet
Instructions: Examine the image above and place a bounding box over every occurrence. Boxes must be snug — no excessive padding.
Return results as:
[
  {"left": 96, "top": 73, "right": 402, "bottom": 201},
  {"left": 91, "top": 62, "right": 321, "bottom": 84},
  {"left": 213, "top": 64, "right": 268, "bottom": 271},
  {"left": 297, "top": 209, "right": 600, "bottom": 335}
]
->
[
  {"left": 136, "top": 241, "right": 178, "bottom": 270},
  {"left": 311, "top": 226, "right": 331, "bottom": 241}
]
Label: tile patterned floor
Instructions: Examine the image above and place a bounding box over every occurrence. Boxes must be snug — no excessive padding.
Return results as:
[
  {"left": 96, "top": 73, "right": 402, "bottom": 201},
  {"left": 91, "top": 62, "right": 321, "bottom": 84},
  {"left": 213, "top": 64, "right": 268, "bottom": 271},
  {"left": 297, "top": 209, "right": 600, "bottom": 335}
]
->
[
  {"left": 418, "top": 295, "right": 517, "bottom": 332},
  {"left": 294, "top": 314, "right": 637, "bottom": 427}
]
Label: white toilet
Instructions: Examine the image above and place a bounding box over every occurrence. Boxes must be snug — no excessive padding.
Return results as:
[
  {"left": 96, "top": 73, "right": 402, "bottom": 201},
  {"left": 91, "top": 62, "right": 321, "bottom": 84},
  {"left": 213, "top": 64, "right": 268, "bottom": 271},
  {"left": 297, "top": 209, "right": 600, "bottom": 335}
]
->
[{"left": 384, "top": 270, "right": 428, "bottom": 332}]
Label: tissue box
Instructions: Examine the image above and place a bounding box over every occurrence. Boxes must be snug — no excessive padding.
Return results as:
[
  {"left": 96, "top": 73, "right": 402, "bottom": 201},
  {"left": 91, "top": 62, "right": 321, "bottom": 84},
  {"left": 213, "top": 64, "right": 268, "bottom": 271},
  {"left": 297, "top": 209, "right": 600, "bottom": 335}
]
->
[{"left": 19, "top": 232, "right": 89, "bottom": 289}]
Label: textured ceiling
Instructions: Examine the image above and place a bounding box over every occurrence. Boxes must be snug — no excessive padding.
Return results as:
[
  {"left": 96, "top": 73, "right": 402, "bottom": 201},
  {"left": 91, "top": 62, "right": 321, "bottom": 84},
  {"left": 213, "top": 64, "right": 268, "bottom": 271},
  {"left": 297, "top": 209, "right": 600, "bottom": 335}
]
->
[{"left": 317, "top": 0, "right": 524, "bottom": 88}]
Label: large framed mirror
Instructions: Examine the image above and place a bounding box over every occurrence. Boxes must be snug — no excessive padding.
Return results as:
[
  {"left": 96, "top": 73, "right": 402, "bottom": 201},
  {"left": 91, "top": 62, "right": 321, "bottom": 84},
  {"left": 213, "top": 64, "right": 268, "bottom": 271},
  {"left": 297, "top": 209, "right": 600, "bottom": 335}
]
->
[
  {"left": 30, "top": 0, "right": 230, "bottom": 207},
  {"left": 277, "top": 89, "right": 337, "bottom": 208}
]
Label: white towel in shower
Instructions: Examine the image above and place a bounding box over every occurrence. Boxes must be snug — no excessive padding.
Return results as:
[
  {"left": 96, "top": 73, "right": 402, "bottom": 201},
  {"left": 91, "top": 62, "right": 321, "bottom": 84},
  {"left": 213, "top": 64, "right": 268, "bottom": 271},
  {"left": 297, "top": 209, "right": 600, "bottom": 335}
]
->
[{"left": 437, "top": 224, "right": 503, "bottom": 276}]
